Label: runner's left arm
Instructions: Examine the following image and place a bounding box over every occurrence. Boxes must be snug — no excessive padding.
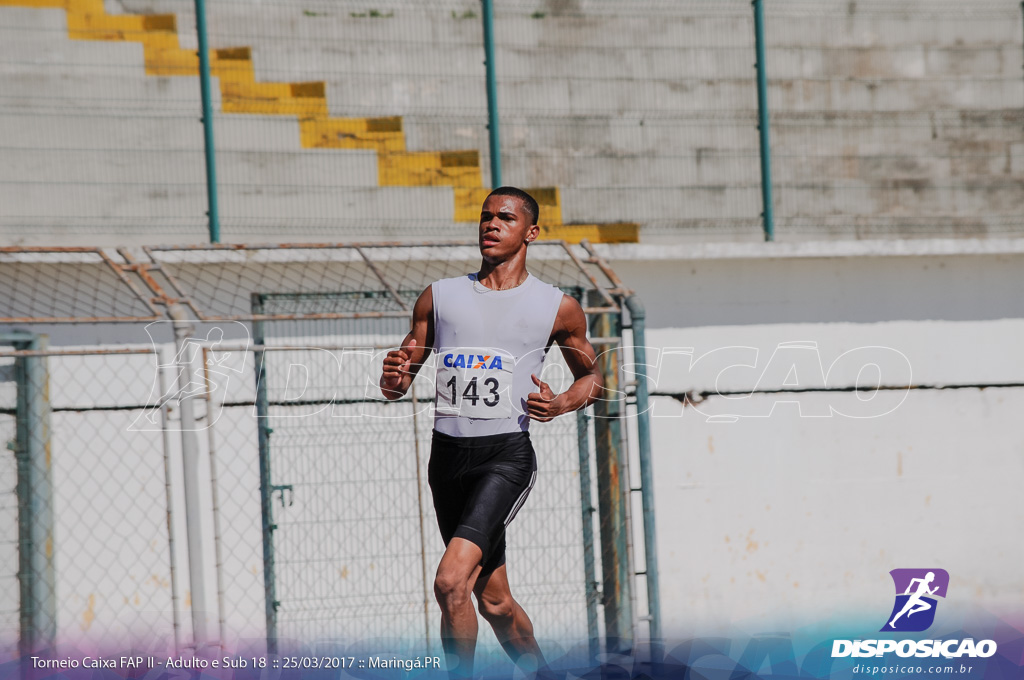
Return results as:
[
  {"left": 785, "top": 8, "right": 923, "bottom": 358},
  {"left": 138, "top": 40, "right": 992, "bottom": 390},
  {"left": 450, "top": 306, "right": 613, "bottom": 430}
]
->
[{"left": 526, "top": 294, "right": 604, "bottom": 421}]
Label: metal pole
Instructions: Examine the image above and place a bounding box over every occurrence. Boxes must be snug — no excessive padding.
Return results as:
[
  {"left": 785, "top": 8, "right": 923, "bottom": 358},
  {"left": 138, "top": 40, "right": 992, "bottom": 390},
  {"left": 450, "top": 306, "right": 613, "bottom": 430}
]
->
[
  {"left": 201, "top": 348, "right": 227, "bottom": 649},
  {"left": 623, "top": 296, "right": 662, "bottom": 654},
  {"left": 481, "top": 0, "right": 502, "bottom": 187},
  {"left": 575, "top": 408, "right": 600, "bottom": 659},
  {"left": 194, "top": 0, "right": 220, "bottom": 243},
  {"left": 251, "top": 294, "right": 279, "bottom": 654},
  {"left": 610, "top": 333, "right": 634, "bottom": 655},
  {"left": 169, "top": 304, "right": 209, "bottom": 648},
  {"left": 753, "top": 0, "right": 775, "bottom": 241},
  {"left": 12, "top": 332, "right": 56, "bottom": 666},
  {"left": 157, "top": 348, "right": 183, "bottom": 653},
  {"left": 410, "top": 383, "right": 432, "bottom": 653},
  {"left": 589, "top": 292, "right": 633, "bottom": 654}
]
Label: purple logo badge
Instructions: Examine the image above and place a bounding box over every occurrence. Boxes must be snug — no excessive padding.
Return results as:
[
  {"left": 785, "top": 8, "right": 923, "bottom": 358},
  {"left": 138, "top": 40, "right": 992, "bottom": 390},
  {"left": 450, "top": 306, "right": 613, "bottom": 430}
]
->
[{"left": 881, "top": 568, "right": 949, "bottom": 632}]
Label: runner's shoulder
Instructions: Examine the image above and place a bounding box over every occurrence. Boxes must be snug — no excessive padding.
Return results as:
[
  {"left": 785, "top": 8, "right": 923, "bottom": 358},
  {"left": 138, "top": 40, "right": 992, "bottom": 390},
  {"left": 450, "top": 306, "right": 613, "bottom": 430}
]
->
[
  {"left": 412, "top": 285, "right": 434, "bottom": 320},
  {"left": 551, "top": 293, "right": 587, "bottom": 340}
]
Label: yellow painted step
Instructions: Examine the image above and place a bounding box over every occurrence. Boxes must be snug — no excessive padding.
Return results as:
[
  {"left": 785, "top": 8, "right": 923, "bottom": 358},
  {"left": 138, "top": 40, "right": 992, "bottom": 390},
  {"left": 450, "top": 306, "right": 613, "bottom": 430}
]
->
[
  {"left": 380, "top": 150, "right": 482, "bottom": 187},
  {"left": 540, "top": 223, "right": 639, "bottom": 244},
  {"left": 67, "top": 8, "right": 175, "bottom": 41},
  {"left": 299, "top": 117, "right": 405, "bottom": 152},
  {"left": 221, "top": 80, "right": 327, "bottom": 117}
]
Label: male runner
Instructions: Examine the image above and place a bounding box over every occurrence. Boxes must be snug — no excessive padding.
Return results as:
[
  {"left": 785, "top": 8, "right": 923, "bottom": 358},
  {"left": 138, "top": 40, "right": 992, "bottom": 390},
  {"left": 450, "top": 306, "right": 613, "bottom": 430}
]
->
[{"left": 379, "top": 187, "right": 603, "bottom": 678}]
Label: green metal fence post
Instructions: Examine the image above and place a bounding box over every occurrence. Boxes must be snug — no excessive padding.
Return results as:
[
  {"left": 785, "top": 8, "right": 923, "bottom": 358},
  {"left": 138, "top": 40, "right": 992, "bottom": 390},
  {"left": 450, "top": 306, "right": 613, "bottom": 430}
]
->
[
  {"left": 589, "top": 294, "right": 633, "bottom": 653},
  {"left": 194, "top": 0, "right": 220, "bottom": 243},
  {"left": 481, "top": 0, "right": 502, "bottom": 187},
  {"left": 251, "top": 295, "right": 278, "bottom": 654},
  {"left": 9, "top": 332, "right": 56, "bottom": 664},
  {"left": 576, "top": 403, "right": 600, "bottom": 659},
  {"left": 623, "top": 296, "right": 662, "bottom": 663},
  {"left": 753, "top": 0, "right": 775, "bottom": 241}
]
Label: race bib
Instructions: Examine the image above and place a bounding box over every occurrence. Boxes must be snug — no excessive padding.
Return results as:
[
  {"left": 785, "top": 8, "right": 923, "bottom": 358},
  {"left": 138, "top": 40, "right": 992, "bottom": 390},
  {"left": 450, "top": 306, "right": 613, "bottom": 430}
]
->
[{"left": 434, "top": 347, "right": 514, "bottom": 419}]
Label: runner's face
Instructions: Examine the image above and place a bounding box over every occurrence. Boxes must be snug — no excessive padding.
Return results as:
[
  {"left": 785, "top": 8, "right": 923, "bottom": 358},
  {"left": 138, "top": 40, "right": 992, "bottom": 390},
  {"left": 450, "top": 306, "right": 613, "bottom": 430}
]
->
[{"left": 479, "top": 195, "right": 534, "bottom": 258}]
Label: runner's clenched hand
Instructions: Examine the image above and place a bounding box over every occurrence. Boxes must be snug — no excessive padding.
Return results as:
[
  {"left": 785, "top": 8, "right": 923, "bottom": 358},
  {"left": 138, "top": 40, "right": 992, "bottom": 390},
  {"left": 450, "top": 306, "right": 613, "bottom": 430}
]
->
[
  {"left": 526, "top": 373, "right": 562, "bottom": 422},
  {"left": 381, "top": 339, "right": 417, "bottom": 393}
]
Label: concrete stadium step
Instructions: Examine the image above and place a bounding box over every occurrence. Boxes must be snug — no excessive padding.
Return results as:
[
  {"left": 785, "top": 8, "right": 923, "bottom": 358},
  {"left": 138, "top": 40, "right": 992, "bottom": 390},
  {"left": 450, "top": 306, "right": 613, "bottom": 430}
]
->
[
  {"left": 481, "top": 77, "right": 1020, "bottom": 116},
  {"left": 764, "top": 13, "right": 1022, "bottom": 49},
  {"left": 632, "top": 213, "right": 1023, "bottom": 242},
  {"left": 774, "top": 180, "right": 1024, "bottom": 216},
  {"left": 774, "top": 144, "right": 1024, "bottom": 183},
  {"left": 0, "top": 147, "right": 379, "bottom": 187},
  {"left": 11, "top": 68, "right": 1012, "bottom": 123},
  {"left": 0, "top": 217, "right": 473, "bottom": 246},
  {"left": 0, "top": 218, "right": 210, "bottom": 246},
  {"left": 771, "top": 214, "right": 1024, "bottom": 239},
  {"left": 216, "top": 41, "right": 759, "bottom": 81},
  {"left": 118, "top": 1, "right": 1022, "bottom": 64},
  {"left": 486, "top": 145, "right": 1023, "bottom": 187},
  {"left": 215, "top": 42, "right": 485, "bottom": 81},
  {"left": 501, "top": 153, "right": 761, "bottom": 189},
  {"left": 0, "top": 109, "right": 201, "bottom": 149},
  {"left": 765, "top": 77, "right": 1023, "bottom": 113},
  {"left": 0, "top": 71, "right": 214, "bottom": 110},
  {"left": 165, "top": 39, "right": 1022, "bottom": 85},
  {"left": 0, "top": 183, "right": 459, "bottom": 225},
  {"left": 767, "top": 44, "right": 1024, "bottom": 80},
  {"left": 0, "top": 182, "right": 208, "bottom": 223},
  {"left": 322, "top": 75, "right": 487, "bottom": 118},
  {"left": 495, "top": 14, "right": 753, "bottom": 50},
  {"left": 496, "top": 11, "right": 1018, "bottom": 49},
  {"left": 0, "top": 4, "right": 65, "bottom": 30},
  {"left": 0, "top": 111, "right": 336, "bottom": 154},
  {"left": 561, "top": 186, "right": 762, "bottom": 223},
  {"left": 405, "top": 114, "right": 762, "bottom": 155},
  {"left": 0, "top": 27, "right": 146, "bottom": 74},
  {"left": 118, "top": 0, "right": 486, "bottom": 49},
  {"left": 772, "top": 110, "right": 1024, "bottom": 147}
]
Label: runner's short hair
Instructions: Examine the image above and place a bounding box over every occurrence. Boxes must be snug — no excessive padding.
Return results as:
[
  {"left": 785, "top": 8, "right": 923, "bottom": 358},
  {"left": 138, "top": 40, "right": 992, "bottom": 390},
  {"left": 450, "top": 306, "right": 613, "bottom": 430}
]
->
[{"left": 487, "top": 186, "right": 539, "bottom": 226}]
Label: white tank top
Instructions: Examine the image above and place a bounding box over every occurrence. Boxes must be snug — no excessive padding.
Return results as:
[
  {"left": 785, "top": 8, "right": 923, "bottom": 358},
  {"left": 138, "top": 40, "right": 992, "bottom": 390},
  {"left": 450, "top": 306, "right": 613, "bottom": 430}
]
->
[{"left": 431, "top": 272, "right": 565, "bottom": 436}]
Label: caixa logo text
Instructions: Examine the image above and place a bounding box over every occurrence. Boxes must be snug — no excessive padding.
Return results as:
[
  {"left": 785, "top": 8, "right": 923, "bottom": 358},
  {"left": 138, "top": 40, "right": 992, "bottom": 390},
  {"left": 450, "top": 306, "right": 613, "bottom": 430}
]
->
[{"left": 442, "top": 353, "right": 506, "bottom": 369}]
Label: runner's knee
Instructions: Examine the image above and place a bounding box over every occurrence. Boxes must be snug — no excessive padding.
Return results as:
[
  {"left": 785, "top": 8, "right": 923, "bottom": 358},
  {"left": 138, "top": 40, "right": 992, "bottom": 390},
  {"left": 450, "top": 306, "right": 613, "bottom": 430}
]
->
[
  {"left": 434, "top": 569, "right": 471, "bottom": 608},
  {"left": 478, "top": 593, "right": 515, "bottom": 624}
]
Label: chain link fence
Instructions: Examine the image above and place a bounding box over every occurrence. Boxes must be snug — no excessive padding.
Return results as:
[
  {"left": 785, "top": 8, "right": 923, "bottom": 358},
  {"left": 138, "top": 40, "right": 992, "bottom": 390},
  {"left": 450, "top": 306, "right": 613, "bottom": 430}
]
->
[
  {"left": 1, "top": 0, "right": 1021, "bottom": 244},
  {"left": 0, "top": 242, "right": 654, "bottom": 670},
  {"left": 0, "top": 341, "right": 181, "bottom": 655}
]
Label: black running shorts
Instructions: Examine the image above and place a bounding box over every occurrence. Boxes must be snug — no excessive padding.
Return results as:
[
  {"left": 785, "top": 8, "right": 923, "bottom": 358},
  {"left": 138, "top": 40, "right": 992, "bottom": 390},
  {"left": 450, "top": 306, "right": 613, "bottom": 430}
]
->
[{"left": 428, "top": 429, "right": 538, "bottom": 576}]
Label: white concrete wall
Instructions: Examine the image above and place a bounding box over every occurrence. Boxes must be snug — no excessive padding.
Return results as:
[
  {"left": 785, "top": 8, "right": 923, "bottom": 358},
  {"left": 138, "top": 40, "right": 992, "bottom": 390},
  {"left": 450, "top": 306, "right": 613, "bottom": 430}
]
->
[{"left": 598, "top": 241, "right": 1024, "bottom": 637}]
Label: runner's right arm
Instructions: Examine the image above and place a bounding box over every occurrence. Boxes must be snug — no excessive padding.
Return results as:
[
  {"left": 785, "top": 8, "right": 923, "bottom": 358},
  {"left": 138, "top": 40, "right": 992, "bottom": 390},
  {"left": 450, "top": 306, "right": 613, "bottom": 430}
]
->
[{"left": 379, "top": 287, "right": 434, "bottom": 400}]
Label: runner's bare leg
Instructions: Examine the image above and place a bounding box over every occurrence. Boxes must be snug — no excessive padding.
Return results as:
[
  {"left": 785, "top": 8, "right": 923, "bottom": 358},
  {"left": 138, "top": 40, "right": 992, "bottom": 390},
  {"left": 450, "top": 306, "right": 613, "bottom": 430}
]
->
[
  {"left": 474, "top": 564, "right": 548, "bottom": 673},
  {"left": 434, "top": 538, "right": 484, "bottom": 678}
]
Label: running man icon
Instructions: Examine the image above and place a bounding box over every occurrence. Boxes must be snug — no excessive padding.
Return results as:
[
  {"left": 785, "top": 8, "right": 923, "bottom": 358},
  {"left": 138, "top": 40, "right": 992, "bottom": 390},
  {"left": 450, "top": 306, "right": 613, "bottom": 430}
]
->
[
  {"left": 882, "top": 568, "right": 950, "bottom": 632},
  {"left": 889, "top": 572, "right": 937, "bottom": 627}
]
